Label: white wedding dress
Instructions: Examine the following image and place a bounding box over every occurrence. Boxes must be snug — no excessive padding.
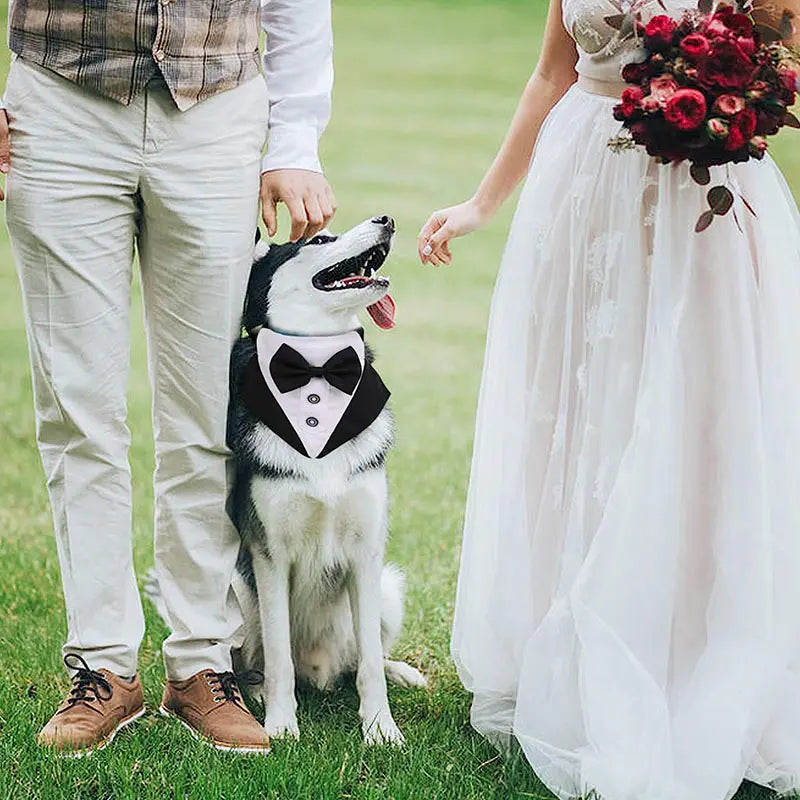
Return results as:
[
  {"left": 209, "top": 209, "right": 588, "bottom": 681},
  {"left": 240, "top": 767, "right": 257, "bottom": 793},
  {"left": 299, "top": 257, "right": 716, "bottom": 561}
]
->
[{"left": 451, "top": 2, "right": 800, "bottom": 799}]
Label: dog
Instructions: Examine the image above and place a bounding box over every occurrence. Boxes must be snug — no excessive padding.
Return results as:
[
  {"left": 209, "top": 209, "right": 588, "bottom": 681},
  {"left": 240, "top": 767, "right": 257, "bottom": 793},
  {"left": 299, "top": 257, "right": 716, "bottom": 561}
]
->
[{"left": 223, "top": 215, "right": 426, "bottom": 746}]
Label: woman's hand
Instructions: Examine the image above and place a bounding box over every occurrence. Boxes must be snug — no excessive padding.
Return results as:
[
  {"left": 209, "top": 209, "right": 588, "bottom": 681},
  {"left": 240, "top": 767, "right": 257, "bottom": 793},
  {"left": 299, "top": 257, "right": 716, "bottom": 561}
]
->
[{"left": 418, "top": 199, "right": 489, "bottom": 265}]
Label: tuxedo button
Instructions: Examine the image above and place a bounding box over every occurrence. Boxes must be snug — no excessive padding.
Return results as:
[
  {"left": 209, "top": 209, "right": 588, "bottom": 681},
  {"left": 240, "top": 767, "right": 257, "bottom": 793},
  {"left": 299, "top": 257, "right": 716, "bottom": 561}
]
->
[
  {"left": 306, "top": 417, "right": 319, "bottom": 428},
  {"left": 307, "top": 394, "right": 321, "bottom": 404}
]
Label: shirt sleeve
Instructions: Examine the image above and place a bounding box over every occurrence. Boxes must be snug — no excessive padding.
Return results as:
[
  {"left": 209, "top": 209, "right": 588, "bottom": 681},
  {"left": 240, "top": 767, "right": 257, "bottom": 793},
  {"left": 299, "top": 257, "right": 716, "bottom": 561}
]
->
[{"left": 260, "top": 0, "right": 334, "bottom": 174}]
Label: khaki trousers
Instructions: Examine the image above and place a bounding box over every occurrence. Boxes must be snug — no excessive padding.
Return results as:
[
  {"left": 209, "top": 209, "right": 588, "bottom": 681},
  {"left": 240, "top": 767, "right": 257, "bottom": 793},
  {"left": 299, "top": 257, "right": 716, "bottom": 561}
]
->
[{"left": 5, "top": 57, "right": 267, "bottom": 680}]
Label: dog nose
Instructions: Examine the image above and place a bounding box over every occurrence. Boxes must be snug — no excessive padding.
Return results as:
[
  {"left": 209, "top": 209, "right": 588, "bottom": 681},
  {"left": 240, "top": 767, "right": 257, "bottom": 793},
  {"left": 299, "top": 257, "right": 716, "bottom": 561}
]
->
[{"left": 372, "top": 215, "right": 395, "bottom": 233}]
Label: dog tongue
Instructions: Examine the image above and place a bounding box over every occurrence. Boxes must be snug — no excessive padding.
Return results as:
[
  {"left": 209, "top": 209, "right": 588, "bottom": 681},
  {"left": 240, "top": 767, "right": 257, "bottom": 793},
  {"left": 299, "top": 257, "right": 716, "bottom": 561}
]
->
[{"left": 367, "top": 293, "right": 396, "bottom": 330}]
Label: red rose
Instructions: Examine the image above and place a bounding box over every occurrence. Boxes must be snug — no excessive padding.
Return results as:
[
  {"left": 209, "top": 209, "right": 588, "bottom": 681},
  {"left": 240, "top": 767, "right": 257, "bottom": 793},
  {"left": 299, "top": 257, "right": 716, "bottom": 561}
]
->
[
  {"left": 749, "top": 136, "right": 768, "bottom": 158},
  {"left": 725, "top": 126, "right": 746, "bottom": 151},
  {"left": 727, "top": 12, "right": 755, "bottom": 37},
  {"left": 617, "top": 86, "right": 645, "bottom": 119},
  {"left": 698, "top": 40, "right": 756, "bottom": 91},
  {"left": 649, "top": 75, "right": 679, "bottom": 106},
  {"left": 736, "top": 36, "right": 756, "bottom": 57},
  {"left": 731, "top": 107, "right": 757, "bottom": 139},
  {"left": 780, "top": 68, "right": 798, "bottom": 93},
  {"left": 680, "top": 33, "right": 711, "bottom": 60},
  {"left": 713, "top": 94, "right": 746, "bottom": 116},
  {"left": 707, "top": 117, "right": 730, "bottom": 138},
  {"left": 644, "top": 15, "right": 678, "bottom": 51},
  {"left": 664, "top": 88, "right": 708, "bottom": 131},
  {"left": 622, "top": 60, "right": 652, "bottom": 84},
  {"left": 642, "top": 96, "right": 661, "bottom": 112}
]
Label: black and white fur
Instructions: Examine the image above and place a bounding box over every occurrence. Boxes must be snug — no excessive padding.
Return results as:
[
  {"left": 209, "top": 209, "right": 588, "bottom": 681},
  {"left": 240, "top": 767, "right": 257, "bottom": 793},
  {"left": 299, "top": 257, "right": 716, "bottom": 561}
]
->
[{"left": 227, "top": 217, "right": 426, "bottom": 746}]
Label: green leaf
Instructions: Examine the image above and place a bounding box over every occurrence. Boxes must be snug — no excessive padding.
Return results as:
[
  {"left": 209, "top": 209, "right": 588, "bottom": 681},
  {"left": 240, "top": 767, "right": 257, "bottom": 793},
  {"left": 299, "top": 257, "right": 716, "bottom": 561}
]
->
[
  {"left": 708, "top": 185, "right": 734, "bottom": 215},
  {"left": 695, "top": 210, "right": 715, "bottom": 232},
  {"left": 690, "top": 164, "right": 711, "bottom": 186},
  {"left": 698, "top": 0, "right": 713, "bottom": 14}
]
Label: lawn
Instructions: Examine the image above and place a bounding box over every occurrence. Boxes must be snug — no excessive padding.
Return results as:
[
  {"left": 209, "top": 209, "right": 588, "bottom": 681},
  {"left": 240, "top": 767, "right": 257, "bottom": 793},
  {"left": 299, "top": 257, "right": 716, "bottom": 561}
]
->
[{"left": 1, "top": 2, "right": 799, "bottom": 799}]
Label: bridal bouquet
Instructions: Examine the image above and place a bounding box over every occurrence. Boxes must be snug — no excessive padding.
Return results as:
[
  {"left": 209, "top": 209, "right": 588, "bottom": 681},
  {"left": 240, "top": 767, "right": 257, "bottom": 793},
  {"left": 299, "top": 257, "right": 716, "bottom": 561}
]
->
[{"left": 608, "top": 0, "right": 799, "bottom": 231}]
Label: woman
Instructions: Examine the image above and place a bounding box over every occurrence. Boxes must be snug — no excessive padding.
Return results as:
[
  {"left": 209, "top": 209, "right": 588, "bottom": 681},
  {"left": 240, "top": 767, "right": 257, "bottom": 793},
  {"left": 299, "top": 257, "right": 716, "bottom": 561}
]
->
[{"left": 419, "top": 2, "right": 800, "bottom": 799}]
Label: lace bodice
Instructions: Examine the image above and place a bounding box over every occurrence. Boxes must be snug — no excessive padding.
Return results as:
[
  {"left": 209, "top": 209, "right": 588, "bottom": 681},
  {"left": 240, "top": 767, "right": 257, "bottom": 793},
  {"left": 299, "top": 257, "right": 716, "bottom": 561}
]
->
[{"left": 563, "top": 0, "right": 697, "bottom": 83}]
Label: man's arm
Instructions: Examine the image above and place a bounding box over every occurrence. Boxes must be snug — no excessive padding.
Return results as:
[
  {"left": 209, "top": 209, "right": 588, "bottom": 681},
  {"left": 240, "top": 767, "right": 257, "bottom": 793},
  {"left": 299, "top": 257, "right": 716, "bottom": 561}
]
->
[{"left": 260, "top": 0, "right": 336, "bottom": 241}]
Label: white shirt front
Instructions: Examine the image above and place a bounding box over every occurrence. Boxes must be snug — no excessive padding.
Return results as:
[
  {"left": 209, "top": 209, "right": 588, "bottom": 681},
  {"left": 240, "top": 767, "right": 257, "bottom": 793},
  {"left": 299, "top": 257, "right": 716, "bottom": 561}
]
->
[{"left": 256, "top": 328, "right": 365, "bottom": 459}]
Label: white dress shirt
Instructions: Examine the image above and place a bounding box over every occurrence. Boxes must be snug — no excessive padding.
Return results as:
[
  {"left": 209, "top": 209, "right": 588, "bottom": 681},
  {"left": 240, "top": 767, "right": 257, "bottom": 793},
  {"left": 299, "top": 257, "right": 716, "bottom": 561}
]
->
[{"left": 260, "top": 0, "right": 333, "bottom": 174}]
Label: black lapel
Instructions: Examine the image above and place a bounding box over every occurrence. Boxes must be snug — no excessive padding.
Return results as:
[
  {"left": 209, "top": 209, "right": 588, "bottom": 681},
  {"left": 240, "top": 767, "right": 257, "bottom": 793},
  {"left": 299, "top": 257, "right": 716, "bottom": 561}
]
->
[
  {"left": 242, "top": 354, "right": 309, "bottom": 457},
  {"left": 317, "top": 363, "right": 391, "bottom": 458}
]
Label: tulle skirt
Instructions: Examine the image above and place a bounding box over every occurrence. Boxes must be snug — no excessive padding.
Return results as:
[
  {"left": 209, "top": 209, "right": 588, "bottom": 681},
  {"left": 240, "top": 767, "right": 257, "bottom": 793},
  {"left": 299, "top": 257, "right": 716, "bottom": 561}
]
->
[{"left": 452, "top": 82, "right": 800, "bottom": 800}]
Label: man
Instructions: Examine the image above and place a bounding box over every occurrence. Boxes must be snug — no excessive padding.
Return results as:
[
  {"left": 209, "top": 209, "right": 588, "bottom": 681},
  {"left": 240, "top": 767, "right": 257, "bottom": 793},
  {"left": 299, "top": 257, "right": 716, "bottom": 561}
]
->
[{"left": 1, "top": 0, "right": 335, "bottom": 755}]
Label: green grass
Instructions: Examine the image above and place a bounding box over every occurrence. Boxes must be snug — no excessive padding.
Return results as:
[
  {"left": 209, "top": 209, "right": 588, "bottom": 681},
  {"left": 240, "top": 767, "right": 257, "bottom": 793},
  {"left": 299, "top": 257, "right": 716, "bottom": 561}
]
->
[{"left": 1, "top": 2, "right": 799, "bottom": 799}]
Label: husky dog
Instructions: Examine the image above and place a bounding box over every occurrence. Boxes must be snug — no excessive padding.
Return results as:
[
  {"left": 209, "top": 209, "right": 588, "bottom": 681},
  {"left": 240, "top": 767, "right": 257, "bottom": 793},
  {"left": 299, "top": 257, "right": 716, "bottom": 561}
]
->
[{"left": 227, "top": 216, "right": 426, "bottom": 746}]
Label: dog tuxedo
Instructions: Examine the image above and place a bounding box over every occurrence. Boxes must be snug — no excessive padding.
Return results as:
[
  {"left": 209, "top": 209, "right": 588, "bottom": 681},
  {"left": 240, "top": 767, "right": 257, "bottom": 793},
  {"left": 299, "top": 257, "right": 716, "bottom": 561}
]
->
[{"left": 242, "top": 327, "right": 390, "bottom": 458}]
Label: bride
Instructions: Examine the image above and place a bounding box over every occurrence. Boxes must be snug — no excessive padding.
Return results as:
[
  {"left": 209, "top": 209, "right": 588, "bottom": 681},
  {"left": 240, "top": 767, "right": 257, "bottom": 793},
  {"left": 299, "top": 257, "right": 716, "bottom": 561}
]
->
[{"left": 418, "top": 1, "right": 800, "bottom": 799}]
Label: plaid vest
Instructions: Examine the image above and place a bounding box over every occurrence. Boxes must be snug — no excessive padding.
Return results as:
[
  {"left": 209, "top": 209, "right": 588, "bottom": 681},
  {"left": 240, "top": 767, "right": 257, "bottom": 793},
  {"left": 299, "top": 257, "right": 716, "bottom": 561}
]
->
[{"left": 8, "top": 0, "right": 262, "bottom": 111}]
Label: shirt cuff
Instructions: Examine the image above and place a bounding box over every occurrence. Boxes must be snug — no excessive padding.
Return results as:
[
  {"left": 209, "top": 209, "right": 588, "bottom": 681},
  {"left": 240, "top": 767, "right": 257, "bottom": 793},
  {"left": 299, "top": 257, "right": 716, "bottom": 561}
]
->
[{"left": 262, "top": 125, "right": 323, "bottom": 174}]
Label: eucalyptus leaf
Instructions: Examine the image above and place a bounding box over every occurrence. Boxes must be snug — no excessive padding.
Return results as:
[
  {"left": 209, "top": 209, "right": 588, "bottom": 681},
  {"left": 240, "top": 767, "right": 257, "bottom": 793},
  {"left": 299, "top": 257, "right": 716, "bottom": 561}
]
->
[
  {"left": 783, "top": 110, "right": 800, "bottom": 130},
  {"left": 698, "top": 0, "right": 713, "bottom": 14},
  {"left": 695, "top": 210, "right": 715, "bottom": 233},
  {"left": 708, "top": 185, "right": 734, "bottom": 216},
  {"left": 690, "top": 164, "right": 711, "bottom": 186}
]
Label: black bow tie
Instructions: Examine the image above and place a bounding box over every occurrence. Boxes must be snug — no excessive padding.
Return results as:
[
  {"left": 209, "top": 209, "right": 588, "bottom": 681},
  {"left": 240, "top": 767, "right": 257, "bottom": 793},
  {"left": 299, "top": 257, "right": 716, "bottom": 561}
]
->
[{"left": 269, "top": 343, "right": 363, "bottom": 395}]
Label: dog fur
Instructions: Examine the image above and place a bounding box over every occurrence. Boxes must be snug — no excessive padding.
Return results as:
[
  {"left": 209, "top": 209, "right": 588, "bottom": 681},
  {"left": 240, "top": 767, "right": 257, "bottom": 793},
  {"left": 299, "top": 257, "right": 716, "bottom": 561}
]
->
[{"left": 225, "top": 217, "right": 425, "bottom": 745}]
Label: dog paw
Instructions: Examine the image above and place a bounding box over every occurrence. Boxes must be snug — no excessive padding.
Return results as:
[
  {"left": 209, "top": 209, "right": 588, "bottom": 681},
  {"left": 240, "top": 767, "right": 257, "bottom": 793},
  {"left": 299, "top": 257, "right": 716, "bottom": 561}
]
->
[
  {"left": 362, "top": 710, "right": 405, "bottom": 747},
  {"left": 384, "top": 660, "right": 428, "bottom": 689},
  {"left": 263, "top": 709, "right": 300, "bottom": 740}
]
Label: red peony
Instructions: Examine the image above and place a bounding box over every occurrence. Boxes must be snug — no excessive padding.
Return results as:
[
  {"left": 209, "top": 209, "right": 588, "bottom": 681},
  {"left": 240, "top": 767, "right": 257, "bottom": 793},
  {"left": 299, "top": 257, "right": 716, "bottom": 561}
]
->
[
  {"left": 698, "top": 39, "right": 757, "bottom": 91},
  {"left": 664, "top": 89, "right": 708, "bottom": 131},
  {"left": 644, "top": 15, "right": 678, "bottom": 51},
  {"left": 680, "top": 33, "right": 712, "bottom": 60},
  {"left": 713, "top": 94, "right": 746, "bottom": 116}
]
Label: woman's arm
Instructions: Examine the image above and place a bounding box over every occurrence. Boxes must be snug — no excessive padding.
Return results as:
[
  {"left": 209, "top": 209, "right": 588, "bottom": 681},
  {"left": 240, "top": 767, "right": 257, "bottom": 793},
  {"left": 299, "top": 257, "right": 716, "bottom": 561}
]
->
[{"left": 418, "top": 0, "right": 578, "bottom": 265}]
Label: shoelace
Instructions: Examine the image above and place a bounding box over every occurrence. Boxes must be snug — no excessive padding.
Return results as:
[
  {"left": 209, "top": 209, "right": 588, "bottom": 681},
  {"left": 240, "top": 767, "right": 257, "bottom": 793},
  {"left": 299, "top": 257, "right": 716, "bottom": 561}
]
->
[
  {"left": 204, "top": 670, "right": 263, "bottom": 711},
  {"left": 62, "top": 653, "right": 113, "bottom": 708}
]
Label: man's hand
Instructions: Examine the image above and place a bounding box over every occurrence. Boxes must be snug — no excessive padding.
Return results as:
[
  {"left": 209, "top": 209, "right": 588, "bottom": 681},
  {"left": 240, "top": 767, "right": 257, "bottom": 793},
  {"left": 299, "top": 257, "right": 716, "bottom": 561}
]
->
[
  {"left": 260, "top": 169, "right": 336, "bottom": 242},
  {"left": 0, "top": 110, "right": 10, "bottom": 201}
]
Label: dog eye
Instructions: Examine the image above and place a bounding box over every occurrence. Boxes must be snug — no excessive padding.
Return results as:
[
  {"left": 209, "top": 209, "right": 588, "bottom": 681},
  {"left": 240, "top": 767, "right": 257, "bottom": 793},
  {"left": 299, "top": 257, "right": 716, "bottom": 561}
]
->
[{"left": 307, "top": 235, "right": 338, "bottom": 245}]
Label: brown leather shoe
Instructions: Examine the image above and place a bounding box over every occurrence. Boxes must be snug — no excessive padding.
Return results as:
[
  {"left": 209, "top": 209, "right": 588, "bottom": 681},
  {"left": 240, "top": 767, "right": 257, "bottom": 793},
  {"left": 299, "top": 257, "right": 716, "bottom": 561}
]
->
[
  {"left": 160, "top": 670, "right": 270, "bottom": 754},
  {"left": 38, "top": 654, "right": 145, "bottom": 756}
]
